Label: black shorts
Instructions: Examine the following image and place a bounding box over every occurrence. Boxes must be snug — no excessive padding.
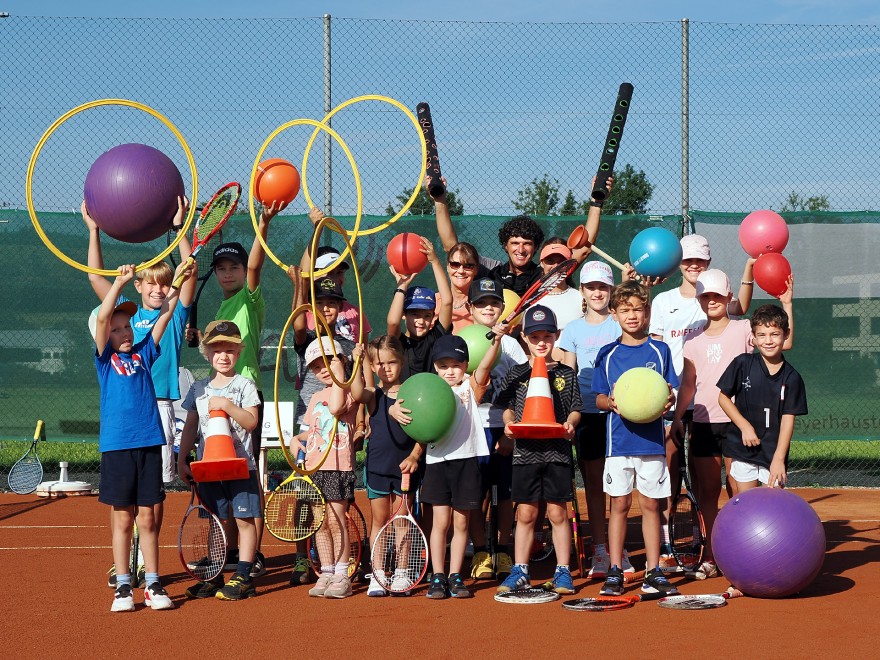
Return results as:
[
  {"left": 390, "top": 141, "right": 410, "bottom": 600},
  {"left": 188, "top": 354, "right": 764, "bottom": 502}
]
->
[
  {"left": 420, "top": 457, "right": 482, "bottom": 510},
  {"left": 311, "top": 470, "right": 356, "bottom": 502},
  {"left": 575, "top": 413, "right": 608, "bottom": 462},
  {"left": 365, "top": 468, "right": 423, "bottom": 498},
  {"left": 690, "top": 421, "right": 728, "bottom": 458},
  {"left": 479, "top": 428, "right": 513, "bottom": 501},
  {"left": 98, "top": 445, "right": 166, "bottom": 508},
  {"left": 511, "top": 462, "right": 573, "bottom": 504}
]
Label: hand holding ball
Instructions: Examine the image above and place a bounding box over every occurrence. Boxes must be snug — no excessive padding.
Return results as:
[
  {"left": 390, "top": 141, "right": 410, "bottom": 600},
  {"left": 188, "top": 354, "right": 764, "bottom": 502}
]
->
[
  {"left": 753, "top": 253, "right": 792, "bottom": 297},
  {"left": 255, "top": 158, "right": 301, "bottom": 206},
  {"left": 397, "top": 373, "right": 457, "bottom": 443},
  {"left": 613, "top": 367, "right": 669, "bottom": 423},
  {"left": 455, "top": 324, "right": 501, "bottom": 375},
  {"left": 387, "top": 232, "right": 429, "bottom": 275},
  {"left": 628, "top": 227, "right": 682, "bottom": 278}
]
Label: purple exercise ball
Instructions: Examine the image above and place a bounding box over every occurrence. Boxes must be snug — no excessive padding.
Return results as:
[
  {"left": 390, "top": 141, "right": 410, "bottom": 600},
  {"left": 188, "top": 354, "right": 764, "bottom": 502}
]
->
[
  {"left": 712, "top": 488, "right": 825, "bottom": 598},
  {"left": 84, "top": 143, "right": 184, "bottom": 243}
]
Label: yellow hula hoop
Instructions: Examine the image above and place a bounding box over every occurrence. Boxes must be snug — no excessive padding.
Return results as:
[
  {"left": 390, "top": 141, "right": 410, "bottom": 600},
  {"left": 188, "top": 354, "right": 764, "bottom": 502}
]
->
[
  {"left": 249, "top": 118, "right": 362, "bottom": 279},
  {"left": 25, "top": 98, "right": 197, "bottom": 276},
  {"left": 301, "top": 94, "right": 427, "bottom": 237}
]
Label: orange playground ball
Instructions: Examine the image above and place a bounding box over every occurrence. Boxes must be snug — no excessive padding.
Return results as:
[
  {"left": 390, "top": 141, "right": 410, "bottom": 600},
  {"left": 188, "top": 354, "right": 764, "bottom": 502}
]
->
[{"left": 255, "top": 158, "right": 301, "bottom": 206}]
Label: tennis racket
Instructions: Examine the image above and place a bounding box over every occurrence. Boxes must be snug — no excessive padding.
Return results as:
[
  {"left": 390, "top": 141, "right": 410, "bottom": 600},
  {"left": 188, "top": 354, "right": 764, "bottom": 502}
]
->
[
  {"left": 486, "top": 258, "right": 578, "bottom": 339},
  {"left": 669, "top": 461, "right": 706, "bottom": 572},
  {"left": 494, "top": 587, "right": 560, "bottom": 604},
  {"left": 486, "top": 483, "right": 498, "bottom": 574},
  {"left": 264, "top": 467, "right": 326, "bottom": 543},
  {"left": 349, "top": 501, "right": 371, "bottom": 582},
  {"left": 8, "top": 420, "right": 45, "bottom": 494},
  {"left": 178, "top": 482, "right": 227, "bottom": 581},
  {"left": 370, "top": 473, "right": 429, "bottom": 593},
  {"left": 416, "top": 102, "right": 445, "bottom": 197},
  {"left": 130, "top": 521, "right": 142, "bottom": 587},
  {"left": 569, "top": 453, "right": 586, "bottom": 578},
  {"left": 562, "top": 595, "right": 640, "bottom": 611}
]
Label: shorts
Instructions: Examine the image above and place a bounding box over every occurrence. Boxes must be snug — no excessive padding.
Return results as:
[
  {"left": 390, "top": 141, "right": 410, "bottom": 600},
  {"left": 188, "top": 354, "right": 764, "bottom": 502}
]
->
[
  {"left": 603, "top": 455, "right": 671, "bottom": 499},
  {"left": 311, "top": 469, "right": 356, "bottom": 502},
  {"left": 420, "top": 457, "right": 482, "bottom": 509},
  {"left": 251, "top": 390, "right": 265, "bottom": 459},
  {"left": 99, "top": 446, "right": 166, "bottom": 508},
  {"left": 157, "top": 400, "right": 176, "bottom": 484},
  {"left": 511, "top": 462, "right": 573, "bottom": 503},
  {"left": 365, "top": 469, "right": 423, "bottom": 499},
  {"left": 729, "top": 459, "right": 773, "bottom": 486},
  {"left": 575, "top": 413, "right": 608, "bottom": 462},
  {"left": 664, "top": 408, "right": 693, "bottom": 426},
  {"left": 198, "top": 470, "right": 262, "bottom": 519},
  {"left": 478, "top": 428, "right": 513, "bottom": 501},
  {"left": 690, "top": 421, "right": 728, "bottom": 458}
]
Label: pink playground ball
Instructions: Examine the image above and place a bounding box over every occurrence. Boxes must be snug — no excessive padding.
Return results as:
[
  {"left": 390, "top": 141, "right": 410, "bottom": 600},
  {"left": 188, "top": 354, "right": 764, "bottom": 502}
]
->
[
  {"left": 753, "top": 253, "right": 792, "bottom": 297},
  {"left": 739, "top": 210, "right": 789, "bottom": 258}
]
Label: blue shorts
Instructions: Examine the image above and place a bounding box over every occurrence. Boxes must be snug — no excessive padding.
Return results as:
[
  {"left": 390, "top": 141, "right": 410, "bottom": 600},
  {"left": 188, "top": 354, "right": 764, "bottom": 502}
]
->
[
  {"left": 99, "top": 445, "right": 166, "bottom": 508},
  {"left": 198, "top": 471, "right": 262, "bottom": 520}
]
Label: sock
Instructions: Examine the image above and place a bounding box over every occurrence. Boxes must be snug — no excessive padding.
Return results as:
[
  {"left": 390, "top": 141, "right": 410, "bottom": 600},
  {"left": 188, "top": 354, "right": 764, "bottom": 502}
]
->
[
  {"left": 145, "top": 572, "right": 159, "bottom": 586},
  {"left": 515, "top": 563, "right": 529, "bottom": 574},
  {"left": 116, "top": 574, "right": 132, "bottom": 588},
  {"left": 335, "top": 562, "right": 349, "bottom": 575},
  {"left": 236, "top": 561, "right": 253, "bottom": 577},
  {"left": 556, "top": 564, "right": 569, "bottom": 571},
  {"left": 661, "top": 526, "right": 671, "bottom": 546},
  {"left": 594, "top": 544, "right": 607, "bottom": 555},
  {"left": 321, "top": 566, "right": 334, "bottom": 576}
]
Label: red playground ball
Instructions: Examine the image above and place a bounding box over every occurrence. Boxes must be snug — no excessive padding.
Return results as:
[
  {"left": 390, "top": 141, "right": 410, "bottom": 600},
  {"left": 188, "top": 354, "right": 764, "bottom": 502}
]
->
[
  {"left": 753, "top": 252, "right": 792, "bottom": 297},
  {"left": 387, "top": 233, "right": 428, "bottom": 275},
  {"left": 255, "top": 158, "right": 300, "bottom": 206},
  {"left": 739, "top": 209, "right": 789, "bottom": 258}
]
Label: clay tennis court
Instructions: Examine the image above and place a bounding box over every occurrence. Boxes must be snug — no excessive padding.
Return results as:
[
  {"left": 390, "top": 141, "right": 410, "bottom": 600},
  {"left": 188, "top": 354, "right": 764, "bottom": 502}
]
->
[{"left": 1, "top": 487, "right": 876, "bottom": 658}]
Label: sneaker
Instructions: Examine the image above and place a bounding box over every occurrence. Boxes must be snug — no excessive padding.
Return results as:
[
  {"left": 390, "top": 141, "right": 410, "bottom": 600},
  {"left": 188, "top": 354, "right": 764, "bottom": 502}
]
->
[
  {"left": 216, "top": 573, "right": 257, "bottom": 601},
  {"left": 449, "top": 573, "right": 471, "bottom": 598},
  {"left": 685, "top": 560, "right": 720, "bottom": 581},
  {"left": 289, "top": 555, "right": 311, "bottom": 585},
  {"left": 308, "top": 573, "right": 332, "bottom": 598},
  {"left": 599, "top": 565, "right": 624, "bottom": 596},
  {"left": 642, "top": 568, "right": 680, "bottom": 596},
  {"left": 390, "top": 570, "right": 414, "bottom": 596},
  {"left": 135, "top": 564, "right": 146, "bottom": 589},
  {"left": 588, "top": 550, "right": 610, "bottom": 580},
  {"left": 224, "top": 548, "right": 240, "bottom": 571},
  {"left": 497, "top": 564, "right": 530, "bottom": 593},
  {"left": 551, "top": 566, "right": 575, "bottom": 595},
  {"left": 110, "top": 584, "right": 135, "bottom": 612},
  {"left": 495, "top": 552, "right": 513, "bottom": 579},
  {"left": 471, "top": 550, "right": 494, "bottom": 580},
  {"left": 622, "top": 550, "right": 635, "bottom": 575},
  {"left": 144, "top": 582, "right": 175, "bottom": 610},
  {"left": 426, "top": 573, "right": 450, "bottom": 599},
  {"left": 107, "top": 564, "right": 117, "bottom": 588},
  {"left": 250, "top": 551, "right": 267, "bottom": 578},
  {"left": 325, "top": 574, "right": 353, "bottom": 599},
  {"left": 659, "top": 544, "right": 682, "bottom": 573},
  {"left": 367, "top": 574, "right": 387, "bottom": 597},
  {"left": 185, "top": 575, "right": 224, "bottom": 599}
]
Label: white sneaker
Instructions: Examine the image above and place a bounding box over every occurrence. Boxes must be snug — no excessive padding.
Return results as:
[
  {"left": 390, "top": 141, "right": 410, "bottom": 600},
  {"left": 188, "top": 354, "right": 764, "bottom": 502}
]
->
[
  {"left": 390, "top": 569, "right": 414, "bottom": 595},
  {"left": 111, "top": 584, "right": 135, "bottom": 612},
  {"left": 622, "top": 550, "right": 635, "bottom": 574},
  {"left": 588, "top": 550, "right": 610, "bottom": 579},
  {"left": 686, "top": 560, "right": 719, "bottom": 580},
  {"left": 144, "top": 582, "right": 175, "bottom": 610},
  {"left": 308, "top": 573, "right": 332, "bottom": 597},
  {"left": 367, "top": 574, "right": 387, "bottom": 597}
]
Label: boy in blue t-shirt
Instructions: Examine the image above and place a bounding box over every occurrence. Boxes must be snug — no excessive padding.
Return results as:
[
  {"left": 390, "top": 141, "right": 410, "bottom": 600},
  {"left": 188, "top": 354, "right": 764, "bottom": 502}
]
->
[
  {"left": 592, "top": 281, "right": 678, "bottom": 598},
  {"left": 94, "top": 262, "right": 193, "bottom": 612}
]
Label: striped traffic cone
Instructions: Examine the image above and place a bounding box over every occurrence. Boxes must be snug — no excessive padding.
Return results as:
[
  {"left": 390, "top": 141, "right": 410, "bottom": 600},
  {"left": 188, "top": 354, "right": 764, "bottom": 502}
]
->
[
  {"left": 508, "top": 356, "right": 567, "bottom": 439},
  {"left": 191, "top": 409, "right": 249, "bottom": 482}
]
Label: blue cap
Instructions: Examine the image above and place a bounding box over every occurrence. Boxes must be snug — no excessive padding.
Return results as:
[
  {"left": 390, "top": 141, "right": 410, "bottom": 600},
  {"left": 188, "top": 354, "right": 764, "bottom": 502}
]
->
[
  {"left": 404, "top": 286, "right": 436, "bottom": 311},
  {"left": 431, "top": 334, "right": 469, "bottom": 363},
  {"left": 523, "top": 304, "right": 558, "bottom": 334}
]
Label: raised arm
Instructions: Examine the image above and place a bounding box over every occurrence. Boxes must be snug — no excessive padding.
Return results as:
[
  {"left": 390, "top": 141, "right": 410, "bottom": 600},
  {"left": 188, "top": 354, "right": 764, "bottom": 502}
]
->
[
  {"left": 328, "top": 356, "right": 351, "bottom": 417},
  {"left": 426, "top": 237, "right": 453, "bottom": 330},
  {"left": 151, "top": 261, "right": 193, "bottom": 345},
  {"left": 779, "top": 275, "right": 795, "bottom": 350},
  {"left": 94, "top": 265, "right": 135, "bottom": 354},
  {"left": 429, "top": 176, "right": 458, "bottom": 253},
  {"left": 730, "top": 257, "right": 757, "bottom": 316},
  {"left": 248, "top": 201, "right": 286, "bottom": 291},
  {"left": 386, "top": 266, "right": 417, "bottom": 336},
  {"left": 473, "top": 328, "right": 504, "bottom": 388},
  {"left": 172, "top": 196, "right": 198, "bottom": 306},
  {"left": 81, "top": 201, "right": 113, "bottom": 301},
  {"left": 288, "top": 265, "right": 309, "bottom": 345}
]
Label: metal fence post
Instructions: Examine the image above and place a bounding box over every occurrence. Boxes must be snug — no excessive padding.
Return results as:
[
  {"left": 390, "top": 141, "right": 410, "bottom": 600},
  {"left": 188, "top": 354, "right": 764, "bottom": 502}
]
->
[
  {"left": 323, "top": 13, "right": 332, "bottom": 214},
  {"left": 681, "top": 17, "right": 690, "bottom": 236}
]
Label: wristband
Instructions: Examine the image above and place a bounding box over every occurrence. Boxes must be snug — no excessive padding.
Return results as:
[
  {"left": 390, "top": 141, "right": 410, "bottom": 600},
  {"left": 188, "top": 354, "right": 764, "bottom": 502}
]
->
[
  {"left": 394, "top": 288, "right": 406, "bottom": 295},
  {"left": 741, "top": 280, "right": 754, "bottom": 286},
  {"left": 589, "top": 200, "right": 604, "bottom": 208}
]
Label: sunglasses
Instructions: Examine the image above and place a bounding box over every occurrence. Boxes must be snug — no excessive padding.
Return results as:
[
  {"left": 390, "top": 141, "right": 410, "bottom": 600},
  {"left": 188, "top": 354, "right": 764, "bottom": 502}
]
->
[{"left": 448, "top": 260, "right": 477, "bottom": 271}]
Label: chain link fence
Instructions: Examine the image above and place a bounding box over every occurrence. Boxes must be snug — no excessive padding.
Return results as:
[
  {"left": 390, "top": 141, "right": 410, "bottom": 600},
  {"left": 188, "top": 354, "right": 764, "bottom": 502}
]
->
[{"left": 1, "top": 16, "right": 879, "bottom": 488}]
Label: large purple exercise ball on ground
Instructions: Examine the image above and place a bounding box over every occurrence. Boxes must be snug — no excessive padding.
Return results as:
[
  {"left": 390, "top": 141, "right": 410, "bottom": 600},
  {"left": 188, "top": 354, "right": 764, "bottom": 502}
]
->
[
  {"left": 711, "top": 488, "right": 825, "bottom": 598},
  {"left": 84, "top": 143, "right": 184, "bottom": 243}
]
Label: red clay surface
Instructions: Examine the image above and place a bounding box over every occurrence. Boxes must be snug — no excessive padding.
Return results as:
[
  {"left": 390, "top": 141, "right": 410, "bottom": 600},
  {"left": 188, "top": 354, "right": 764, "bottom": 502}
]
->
[{"left": 1, "top": 488, "right": 877, "bottom": 659}]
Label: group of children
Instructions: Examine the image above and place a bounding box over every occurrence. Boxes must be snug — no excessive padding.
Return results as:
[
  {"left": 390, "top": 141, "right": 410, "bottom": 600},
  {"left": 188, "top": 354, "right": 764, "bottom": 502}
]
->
[{"left": 87, "top": 185, "right": 805, "bottom": 611}]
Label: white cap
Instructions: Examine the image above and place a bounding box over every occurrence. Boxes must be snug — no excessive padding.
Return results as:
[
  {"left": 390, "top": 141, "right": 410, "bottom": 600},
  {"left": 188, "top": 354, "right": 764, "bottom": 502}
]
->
[
  {"left": 304, "top": 336, "right": 343, "bottom": 366},
  {"left": 696, "top": 269, "right": 731, "bottom": 297},
  {"left": 314, "top": 251, "right": 350, "bottom": 271},
  {"left": 680, "top": 234, "right": 711, "bottom": 261},
  {"left": 579, "top": 261, "right": 614, "bottom": 286}
]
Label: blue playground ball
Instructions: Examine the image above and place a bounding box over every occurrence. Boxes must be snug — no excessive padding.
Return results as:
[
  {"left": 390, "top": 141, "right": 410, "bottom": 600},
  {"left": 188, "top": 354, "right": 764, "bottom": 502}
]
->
[{"left": 628, "top": 227, "right": 683, "bottom": 278}]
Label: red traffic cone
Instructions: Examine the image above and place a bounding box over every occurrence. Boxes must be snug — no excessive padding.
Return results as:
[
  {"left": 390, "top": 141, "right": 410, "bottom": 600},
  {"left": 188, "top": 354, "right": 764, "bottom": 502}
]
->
[
  {"left": 191, "top": 410, "right": 249, "bottom": 482},
  {"left": 508, "top": 356, "right": 567, "bottom": 439}
]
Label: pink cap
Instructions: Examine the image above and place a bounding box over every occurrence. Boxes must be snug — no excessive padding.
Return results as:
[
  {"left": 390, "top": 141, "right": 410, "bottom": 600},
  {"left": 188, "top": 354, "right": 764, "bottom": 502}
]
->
[
  {"left": 539, "top": 243, "right": 572, "bottom": 262},
  {"left": 680, "top": 234, "right": 711, "bottom": 261},
  {"left": 696, "top": 269, "right": 731, "bottom": 297}
]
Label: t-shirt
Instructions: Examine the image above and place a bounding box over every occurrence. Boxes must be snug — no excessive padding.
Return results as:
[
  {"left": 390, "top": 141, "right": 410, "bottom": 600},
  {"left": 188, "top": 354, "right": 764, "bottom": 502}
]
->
[
  {"left": 483, "top": 257, "right": 542, "bottom": 298},
  {"left": 717, "top": 353, "right": 808, "bottom": 469},
  {"left": 300, "top": 387, "right": 359, "bottom": 472},
  {"left": 400, "top": 322, "right": 450, "bottom": 381},
  {"left": 682, "top": 319, "right": 753, "bottom": 423},
  {"left": 648, "top": 288, "right": 704, "bottom": 381},
  {"left": 293, "top": 330, "right": 356, "bottom": 424},
  {"left": 306, "top": 302, "right": 371, "bottom": 343},
  {"left": 425, "top": 376, "right": 490, "bottom": 464},
  {"left": 592, "top": 338, "right": 679, "bottom": 458},
  {"left": 529, "top": 287, "right": 582, "bottom": 332},
  {"left": 122, "top": 296, "right": 190, "bottom": 399},
  {"left": 559, "top": 315, "right": 622, "bottom": 413},
  {"left": 477, "top": 333, "right": 528, "bottom": 428},
  {"left": 182, "top": 373, "right": 261, "bottom": 469},
  {"left": 215, "top": 284, "right": 265, "bottom": 390},
  {"left": 365, "top": 389, "right": 417, "bottom": 477},
  {"left": 95, "top": 335, "right": 164, "bottom": 453},
  {"left": 495, "top": 361, "right": 582, "bottom": 466}
]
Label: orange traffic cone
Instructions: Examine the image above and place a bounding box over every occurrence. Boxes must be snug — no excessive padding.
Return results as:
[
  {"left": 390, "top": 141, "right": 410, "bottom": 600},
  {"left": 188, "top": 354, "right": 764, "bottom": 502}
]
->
[
  {"left": 508, "top": 356, "right": 567, "bottom": 439},
  {"left": 191, "top": 410, "right": 249, "bottom": 482}
]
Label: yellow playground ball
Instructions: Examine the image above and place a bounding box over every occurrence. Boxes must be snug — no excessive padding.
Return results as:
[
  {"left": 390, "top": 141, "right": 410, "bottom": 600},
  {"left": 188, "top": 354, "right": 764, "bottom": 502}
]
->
[{"left": 613, "top": 367, "right": 669, "bottom": 423}]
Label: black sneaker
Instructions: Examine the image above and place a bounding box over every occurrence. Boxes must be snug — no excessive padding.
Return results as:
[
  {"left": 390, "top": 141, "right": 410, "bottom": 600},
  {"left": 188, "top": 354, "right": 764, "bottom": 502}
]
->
[
  {"left": 289, "top": 555, "right": 311, "bottom": 585},
  {"left": 216, "top": 573, "right": 257, "bottom": 601},
  {"left": 599, "top": 565, "right": 624, "bottom": 596},
  {"left": 224, "top": 549, "right": 239, "bottom": 571},
  {"left": 448, "top": 573, "right": 471, "bottom": 598},
  {"left": 426, "top": 573, "right": 449, "bottom": 599},
  {"left": 250, "top": 551, "right": 267, "bottom": 578},
  {"left": 642, "top": 568, "right": 679, "bottom": 596},
  {"left": 185, "top": 574, "right": 224, "bottom": 599}
]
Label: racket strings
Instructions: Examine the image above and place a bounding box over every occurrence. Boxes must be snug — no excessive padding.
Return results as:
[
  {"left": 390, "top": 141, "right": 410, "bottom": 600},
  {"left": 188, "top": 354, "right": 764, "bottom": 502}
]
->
[
  {"left": 264, "top": 479, "right": 325, "bottom": 541},
  {"left": 313, "top": 507, "right": 347, "bottom": 569},
  {"left": 670, "top": 497, "right": 703, "bottom": 567},
  {"left": 180, "top": 508, "right": 226, "bottom": 580},
  {"left": 371, "top": 518, "right": 426, "bottom": 591},
  {"left": 195, "top": 190, "right": 237, "bottom": 241},
  {"left": 8, "top": 453, "right": 43, "bottom": 494}
]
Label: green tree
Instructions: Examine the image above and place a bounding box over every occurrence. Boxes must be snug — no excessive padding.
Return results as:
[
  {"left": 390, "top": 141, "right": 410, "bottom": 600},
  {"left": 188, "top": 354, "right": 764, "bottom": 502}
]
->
[
  {"left": 386, "top": 186, "right": 464, "bottom": 216},
  {"left": 780, "top": 192, "right": 830, "bottom": 212},
  {"left": 514, "top": 174, "right": 560, "bottom": 216},
  {"left": 580, "top": 163, "right": 653, "bottom": 215},
  {"left": 560, "top": 190, "right": 578, "bottom": 216}
]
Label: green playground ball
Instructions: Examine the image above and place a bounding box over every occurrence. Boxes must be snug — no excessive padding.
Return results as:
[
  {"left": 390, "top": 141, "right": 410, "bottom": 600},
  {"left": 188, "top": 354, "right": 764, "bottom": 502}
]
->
[
  {"left": 455, "top": 323, "right": 501, "bottom": 375},
  {"left": 397, "top": 372, "right": 457, "bottom": 444},
  {"left": 613, "top": 367, "right": 668, "bottom": 424}
]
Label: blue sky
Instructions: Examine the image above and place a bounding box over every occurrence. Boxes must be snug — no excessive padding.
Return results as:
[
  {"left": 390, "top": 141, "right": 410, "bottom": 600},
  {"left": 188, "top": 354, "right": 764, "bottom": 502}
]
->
[{"left": 8, "top": 0, "right": 880, "bottom": 24}]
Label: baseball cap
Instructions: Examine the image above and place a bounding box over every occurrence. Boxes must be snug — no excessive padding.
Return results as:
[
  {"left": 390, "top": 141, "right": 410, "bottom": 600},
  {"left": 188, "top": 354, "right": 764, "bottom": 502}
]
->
[
  {"left": 680, "top": 234, "right": 711, "bottom": 261},
  {"left": 314, "top": 246, "right": 350, "bottom": 271},
  {"left": 304, "top": 336, "right": 343, "bottom": 366},
  {"left": 431, "top": 334, "right": 469, "bottom": 363},
  {"left": 211, "top": 242, "right": 248, "bottom": 268},
  {"left": 87, "top": 297, "right": 138, "bottom": 341},
  {"left": 403, "top": 286, "right": 436, "bottom": 311},
  {"left": 523, "top": 304, "right": 558, "bottom": 334},
  {"left": 314, "top": 276, "right": 345, "bottom": 300},
  {"left": 539, "top": 243, "right": 572, "bottom": 262},
  {"left": 696, "top": 269, "right": 731, "bottom": 297},
  {"left": 468, "top": 277, "right": 504, "bottom": 303},
  {"left": 202, "top": 320, "right": 243, "bottom": 345},
  {"left": 579, "top": 260, "right": 614, "bottom": 286}
]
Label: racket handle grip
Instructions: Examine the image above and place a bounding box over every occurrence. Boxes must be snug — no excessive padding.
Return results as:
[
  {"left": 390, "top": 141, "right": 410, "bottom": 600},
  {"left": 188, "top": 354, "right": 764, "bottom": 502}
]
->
[
  {"left": 401, "top": 472, "right": 411, "bottom": 493},
  {"left": 171, "top": 256, "right": 195, "bottom": 290}
]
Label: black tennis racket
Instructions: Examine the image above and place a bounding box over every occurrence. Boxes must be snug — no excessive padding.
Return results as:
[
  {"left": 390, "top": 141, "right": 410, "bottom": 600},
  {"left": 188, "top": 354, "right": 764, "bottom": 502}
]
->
[
  {"left": 416, "top": 102, "right": 445, "bottom": 197},
  {"left": 8, "top": 420, "right": 45, "bottom": 494},
  {"left": 569, "top": 453, "right": 586, "bottom": 578},
  {"left": 486, "top": 483, "right": 498, "bottom": 575},
  {"left": 669, "top": 461, "right": 706, "bottom": 572}
]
